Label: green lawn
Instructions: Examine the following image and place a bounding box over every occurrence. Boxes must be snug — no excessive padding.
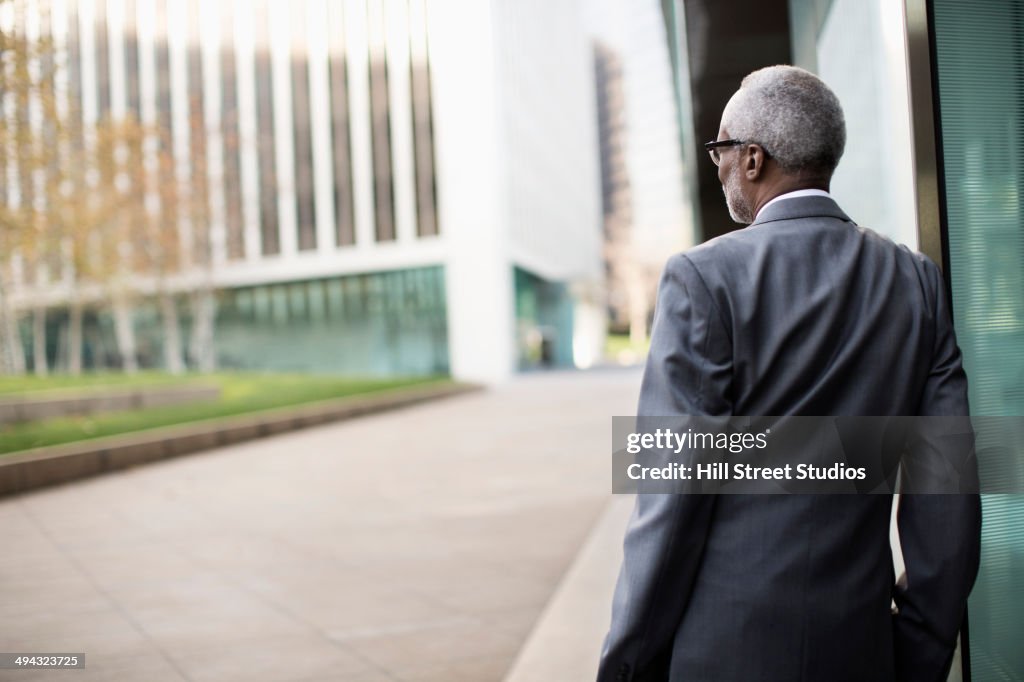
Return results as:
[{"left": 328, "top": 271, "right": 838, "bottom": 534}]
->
[
  {"left": 0, "top": 372, "right": 447, "bottom": 456},
  {"left": 605, "top": 332, "right": 650, "bottom": 360}
]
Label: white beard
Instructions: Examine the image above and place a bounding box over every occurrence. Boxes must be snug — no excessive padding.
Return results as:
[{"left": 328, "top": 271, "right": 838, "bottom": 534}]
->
[{"left": 723, "top": 162, "right": 754, "bottom": 224}]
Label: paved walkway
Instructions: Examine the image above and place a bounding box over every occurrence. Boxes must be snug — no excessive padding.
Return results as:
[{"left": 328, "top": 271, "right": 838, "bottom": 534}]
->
[{"left": 0, "top": 368, "right": 641, "bottom": 682}]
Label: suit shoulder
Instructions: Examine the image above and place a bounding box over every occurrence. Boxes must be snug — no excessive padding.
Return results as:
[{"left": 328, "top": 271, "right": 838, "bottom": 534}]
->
[
  {"left": 675, "top": 227, "right": 762, "bottom": 275},
  {"left": 863, "top": 228, "right": 942, "bottom": 286},
  {"left": 907, "top": 246, "right": 942, "bottom": 277}
]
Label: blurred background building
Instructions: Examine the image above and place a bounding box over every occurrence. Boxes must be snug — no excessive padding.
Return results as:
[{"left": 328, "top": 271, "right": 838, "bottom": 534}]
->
[
  {"left": 3, "top": 0, "right": 606, "bottom": 383},
  {"left": 590, "top": 0, "right": 693, "bottom": 353}
]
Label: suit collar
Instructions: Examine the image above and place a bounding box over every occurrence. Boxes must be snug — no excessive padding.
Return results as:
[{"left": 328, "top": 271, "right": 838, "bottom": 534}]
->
[{"left": 750, "top": 195, "right": 853, "bottom": 226}]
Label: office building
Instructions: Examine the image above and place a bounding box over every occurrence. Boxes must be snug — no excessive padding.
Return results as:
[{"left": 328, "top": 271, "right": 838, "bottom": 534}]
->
[{"left": 7, "top": 0, "right": 604, "bottom": 383}]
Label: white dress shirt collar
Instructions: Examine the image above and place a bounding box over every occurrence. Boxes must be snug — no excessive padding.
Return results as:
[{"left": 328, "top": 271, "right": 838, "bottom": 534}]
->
[{"left": 755, "top": 189, "right": 832, "bottom": 221}]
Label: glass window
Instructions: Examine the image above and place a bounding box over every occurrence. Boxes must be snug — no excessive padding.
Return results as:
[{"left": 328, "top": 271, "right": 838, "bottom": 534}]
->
[{"left": 933, "top": 0, "right": 1024, "bottom": 678}]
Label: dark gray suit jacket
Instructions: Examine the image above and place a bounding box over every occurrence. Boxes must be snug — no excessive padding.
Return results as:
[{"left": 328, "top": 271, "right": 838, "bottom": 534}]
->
[{"left": 597, "top": 196, "right": 981, "bottom": 682}]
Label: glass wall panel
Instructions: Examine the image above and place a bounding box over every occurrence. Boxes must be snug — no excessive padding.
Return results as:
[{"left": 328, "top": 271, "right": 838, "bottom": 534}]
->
[
  {"left": 933, "top": 1, "right": 1024, "bottom": 679},
  {"left": 514, "top": 267, "right": 575, "bottom": 370},
  {"left": 214, "top": 266, "right": 449, "bottom": 375}
]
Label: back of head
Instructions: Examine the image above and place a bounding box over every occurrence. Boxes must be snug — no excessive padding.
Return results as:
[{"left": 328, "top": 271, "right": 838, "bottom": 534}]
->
[{"left": 722, "top": 65, "right": 846, "bottom": 179}]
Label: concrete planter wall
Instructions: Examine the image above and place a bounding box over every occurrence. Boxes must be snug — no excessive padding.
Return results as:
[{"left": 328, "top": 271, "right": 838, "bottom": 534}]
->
[
  {"left": 0, "top": 382, "right": 478, "bottom": 498},
  {"left": 0, "top": 385, "right": 222, "bottom": 425}
]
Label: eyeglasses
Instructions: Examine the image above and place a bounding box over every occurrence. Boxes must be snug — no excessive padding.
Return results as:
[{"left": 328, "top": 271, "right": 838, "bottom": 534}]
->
[{"left": 704, "top": 139, "right": 746, "bottom": 166}]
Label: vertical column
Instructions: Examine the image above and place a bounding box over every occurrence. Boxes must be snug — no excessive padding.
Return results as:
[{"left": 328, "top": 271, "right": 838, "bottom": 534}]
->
[
  {"left": 25, "top": 3, "right": 44, "bottom": 287},
  {"left": 427, "top": 0, "right": 514, "bottom": 382},
  {"left": 50, "top": 0, "right": 73, "bottom": 287},
  {"left": 307, "top": 0, "right": 337, "bottom": 254},
  {"left": 269, "top": 0, "right": 298, "bottom": 257},
  {"left": 78, "top": 0, "right": 98, "bottom": 131},
  {"left": 234, "top": 0, "right": 261, "bottom": 262},
  {"left": 200, "top": 0, "right": 227, "bottom": 265},
  {"left": 166, "top": 0, "right": 192, "bottom": 266},
  {"left": 344, "top": 0, "right": 374, "bottom": 250},
  {"left": 0, "top": 2, "right": 22, "bottom": 290},
  {"left": 137, "top": 0, "right": 159, "bottom": 219}
]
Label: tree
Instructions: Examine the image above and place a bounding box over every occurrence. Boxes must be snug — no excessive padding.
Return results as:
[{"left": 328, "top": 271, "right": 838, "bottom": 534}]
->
[
  {"left": 2, "top": 1, "right": 219, "bottom": 376},
  {"left": 0, "top": 0, "right": 64, "bottom": 375}
]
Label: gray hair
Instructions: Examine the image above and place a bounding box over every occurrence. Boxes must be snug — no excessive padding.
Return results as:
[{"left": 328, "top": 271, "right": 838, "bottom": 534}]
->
[{"left": 722, "top": 65, "right": 846, "bottom": 177}]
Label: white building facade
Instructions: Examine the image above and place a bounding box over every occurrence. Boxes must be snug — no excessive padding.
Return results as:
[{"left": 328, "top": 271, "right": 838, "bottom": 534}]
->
[{"left": 9, "top": 0, "right": 604, "bottom": 383}]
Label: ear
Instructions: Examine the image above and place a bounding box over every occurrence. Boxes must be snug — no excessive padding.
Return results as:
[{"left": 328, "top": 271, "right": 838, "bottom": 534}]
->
[{"left": 743, "top": 144, "right": 767, "bottom": 181}]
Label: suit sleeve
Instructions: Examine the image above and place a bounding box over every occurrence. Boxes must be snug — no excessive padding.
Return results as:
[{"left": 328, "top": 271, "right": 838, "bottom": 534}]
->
[
  {"left": 597, "top": 254, "right": 732, "bottom": 682},
  {"left": 893, "top": 259, "right": 982, "bottom": 682}
]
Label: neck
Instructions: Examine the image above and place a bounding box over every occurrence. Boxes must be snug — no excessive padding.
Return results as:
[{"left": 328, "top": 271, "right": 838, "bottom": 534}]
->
[{"left": 750, "top": 175, "right": 830, "bottom": 219}]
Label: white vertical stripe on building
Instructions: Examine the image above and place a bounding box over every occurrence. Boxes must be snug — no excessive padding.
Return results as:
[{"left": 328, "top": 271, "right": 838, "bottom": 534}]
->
[
  {"left": 75, "top": 0, "right": 99, "bottom": 294},
  {"left": 384, "top": 0, "right": 416, "bottom": 244},
  {"left": 2, "top": 0, "right": 23, "bottom": 300},
  {"left": 107, "top": 0, "right": 125, "bottom": 120},
  {"left": 51, "top": 0, "right": 69, "bottom": 119},
  {"left": 233, "top": 0, "right": 261, "bottom": 263},
  {"left": 136, "top": 0, "right": 155, "bottom": 125},
  {"left": 0, "top": 3, "right": 15, "bottom": 228},
  {"left": 200, "top": 0, "right": 226, "bottom": 265},
  {"left": 343, "top": 0, "right": 374, "bottom": 249},
  {"left": 136, "top": 0, "right": 159, "bottom": 218},
  {"left": 307, "top": 0, "right": 336, "bottom": 253},
  {"left": 269, "top": 0, "right": 297, "bottom": 257},
  {"left": 25, "top": 6, "right": 42, "bottom": 208},
  {"left": 166, "top": 0, "right": 192, "bottom": 266},
  {"left": 51, "top": 0, "right": 72, "bottom": 287},
  {"left": 78, "top": 0, "right": 98, "bottom": 129},
  {"left": 25, "top": 5, "right": 45, "bottom": 284}
]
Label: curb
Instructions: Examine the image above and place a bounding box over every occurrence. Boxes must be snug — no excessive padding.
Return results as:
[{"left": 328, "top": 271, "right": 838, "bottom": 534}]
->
[
  {"left": 0, "top": 381, "right": 480, "bottom": 498},
  {"left": 504, "top": 496, "right": 632, "bottom": 682}
]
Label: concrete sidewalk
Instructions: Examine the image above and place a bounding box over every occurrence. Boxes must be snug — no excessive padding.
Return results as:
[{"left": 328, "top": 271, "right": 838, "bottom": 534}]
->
[{"left": 0, "top": 367, "right": 640, "bottom": 682}]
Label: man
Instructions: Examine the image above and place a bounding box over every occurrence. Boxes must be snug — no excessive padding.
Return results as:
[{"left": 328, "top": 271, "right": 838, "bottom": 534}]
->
[{"left": 597, "top": 66, "right": 981, "bottom": 682}]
